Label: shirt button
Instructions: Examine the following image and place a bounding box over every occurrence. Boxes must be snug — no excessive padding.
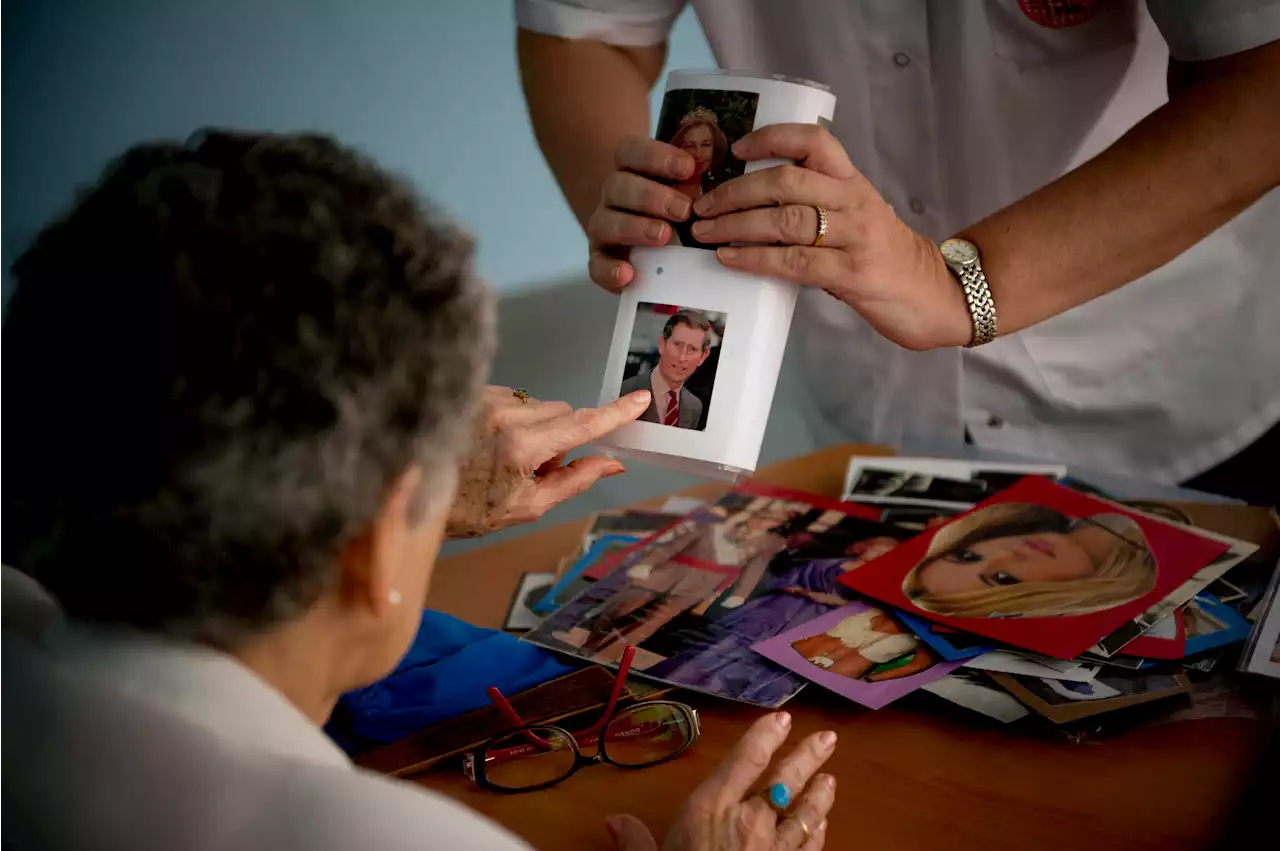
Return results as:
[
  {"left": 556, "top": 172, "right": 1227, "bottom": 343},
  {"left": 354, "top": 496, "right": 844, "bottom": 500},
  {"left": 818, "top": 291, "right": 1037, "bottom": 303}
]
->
[
  {"left": 893, "top": 52, "right": 911, "bottom": 67},
  {"left": 987, "top": 415, "right": 1005, "bottom": 429},
  {"left": 909, "top": 198, "right": 926, "bottom": 214}
]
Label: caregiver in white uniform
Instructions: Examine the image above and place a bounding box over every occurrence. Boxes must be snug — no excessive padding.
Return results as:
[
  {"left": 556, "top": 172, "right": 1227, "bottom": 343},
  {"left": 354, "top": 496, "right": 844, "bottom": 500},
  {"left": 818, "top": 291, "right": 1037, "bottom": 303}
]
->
[{"left": 515, "top": 0, "right": 1280, "bottom": 506}]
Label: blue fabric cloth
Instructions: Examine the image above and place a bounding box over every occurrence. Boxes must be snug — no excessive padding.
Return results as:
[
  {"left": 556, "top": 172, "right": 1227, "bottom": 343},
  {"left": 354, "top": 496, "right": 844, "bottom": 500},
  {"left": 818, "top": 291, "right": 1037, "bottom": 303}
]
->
[{"left": 325, "top": 609, "right": 575, "bottom": 754}]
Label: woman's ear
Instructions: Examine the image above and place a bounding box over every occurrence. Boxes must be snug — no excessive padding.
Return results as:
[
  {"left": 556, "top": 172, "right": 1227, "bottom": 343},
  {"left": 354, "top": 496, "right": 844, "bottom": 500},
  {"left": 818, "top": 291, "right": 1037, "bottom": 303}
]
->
[
  {"left": 368, "top": 467, "right": 424, "bottom": 617},
  {"left": 338, "top": 466, "right": 443, "bottom": 619}
]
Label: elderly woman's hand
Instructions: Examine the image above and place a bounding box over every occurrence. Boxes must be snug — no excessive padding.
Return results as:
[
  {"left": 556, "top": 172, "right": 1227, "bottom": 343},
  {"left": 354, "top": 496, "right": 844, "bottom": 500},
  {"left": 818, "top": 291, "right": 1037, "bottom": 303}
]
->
[
  {"left": 605, "top": 712, "right": 837, "bottom": 851},
  {"left": 689, "top": 124, "right": 972, "bottom": 352},
  {"left": 446, "top": 386, "right": 650, "bottom": 538}
]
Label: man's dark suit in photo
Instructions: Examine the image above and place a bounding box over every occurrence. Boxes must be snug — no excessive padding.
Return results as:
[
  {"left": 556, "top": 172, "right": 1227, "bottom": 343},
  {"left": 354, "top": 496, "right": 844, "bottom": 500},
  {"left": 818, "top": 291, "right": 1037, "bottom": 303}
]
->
[{"left": 622, "top": 367, "right": 703, "bottom": 429}]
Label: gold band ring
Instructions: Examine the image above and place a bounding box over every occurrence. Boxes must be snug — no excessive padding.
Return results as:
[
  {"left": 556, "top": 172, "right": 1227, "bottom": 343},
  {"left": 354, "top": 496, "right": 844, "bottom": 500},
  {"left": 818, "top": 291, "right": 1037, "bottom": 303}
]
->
[
  {"left": 811, "top": 205, "right": 828, "bottom": 248},
  {"left": 788, "top": 816, "right": 811, "bottom": 846}
]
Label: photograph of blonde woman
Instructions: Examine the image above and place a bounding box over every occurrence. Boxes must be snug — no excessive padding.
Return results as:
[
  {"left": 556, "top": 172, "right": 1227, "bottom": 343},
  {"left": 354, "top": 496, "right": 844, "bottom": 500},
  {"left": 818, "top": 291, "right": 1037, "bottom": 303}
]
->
[
  {"left": 652, "top": 89, "right": 758, "bottom": 249},
  {"left": 902, "top": 503, "right": 1157, "bottom": 619}
]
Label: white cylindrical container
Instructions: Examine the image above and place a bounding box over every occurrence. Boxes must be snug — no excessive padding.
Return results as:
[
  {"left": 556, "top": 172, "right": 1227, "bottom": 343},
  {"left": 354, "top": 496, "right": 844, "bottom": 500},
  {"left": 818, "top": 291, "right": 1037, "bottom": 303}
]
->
[{"left": 595, "top": 70, "right": 837, "bottom": 481}]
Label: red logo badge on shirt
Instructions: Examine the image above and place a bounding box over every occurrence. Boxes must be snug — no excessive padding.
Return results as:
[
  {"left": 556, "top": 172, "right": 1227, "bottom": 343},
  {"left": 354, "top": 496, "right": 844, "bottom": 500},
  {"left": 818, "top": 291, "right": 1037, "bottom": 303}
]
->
[{"left": 1017, "top": 0, "right": 1103, "bottom": 28}]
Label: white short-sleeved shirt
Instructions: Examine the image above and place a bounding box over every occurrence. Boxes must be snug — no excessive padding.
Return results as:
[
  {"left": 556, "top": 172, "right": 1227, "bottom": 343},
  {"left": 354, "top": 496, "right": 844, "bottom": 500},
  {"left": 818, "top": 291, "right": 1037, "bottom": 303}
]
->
[
  {"left": 517, "top": 0, "right": 1280, "bottom": 484},
  {"left": 1, "top": 568, "right": 530, "bottom": 851}
]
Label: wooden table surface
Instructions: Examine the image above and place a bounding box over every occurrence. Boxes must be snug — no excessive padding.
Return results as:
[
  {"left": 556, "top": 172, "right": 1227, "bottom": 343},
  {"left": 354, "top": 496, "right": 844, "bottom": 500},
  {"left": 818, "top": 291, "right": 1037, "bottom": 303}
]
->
[{"left": 419, "top": 444, "right": 1268, "bottom": 851}]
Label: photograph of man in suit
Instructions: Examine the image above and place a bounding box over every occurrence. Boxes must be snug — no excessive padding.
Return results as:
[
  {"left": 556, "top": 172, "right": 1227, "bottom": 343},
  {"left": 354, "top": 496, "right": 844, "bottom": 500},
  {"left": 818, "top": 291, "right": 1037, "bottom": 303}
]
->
[{"left": 621, "top": 309, "right": 713, "bottom": 430}]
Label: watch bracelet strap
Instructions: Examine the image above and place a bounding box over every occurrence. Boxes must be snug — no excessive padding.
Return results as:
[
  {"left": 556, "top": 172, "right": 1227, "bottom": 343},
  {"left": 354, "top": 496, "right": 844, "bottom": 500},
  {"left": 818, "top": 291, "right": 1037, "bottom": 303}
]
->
[{"left": 958, "top": 261, "right": 997, "bottom": 347}]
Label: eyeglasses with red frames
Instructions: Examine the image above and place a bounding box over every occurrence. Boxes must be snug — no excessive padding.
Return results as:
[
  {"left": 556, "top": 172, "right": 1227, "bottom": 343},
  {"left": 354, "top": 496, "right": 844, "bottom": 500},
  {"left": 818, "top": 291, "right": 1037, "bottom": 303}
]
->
[{"left": 463, "top": 645, "right": 701, "bottom": 793}]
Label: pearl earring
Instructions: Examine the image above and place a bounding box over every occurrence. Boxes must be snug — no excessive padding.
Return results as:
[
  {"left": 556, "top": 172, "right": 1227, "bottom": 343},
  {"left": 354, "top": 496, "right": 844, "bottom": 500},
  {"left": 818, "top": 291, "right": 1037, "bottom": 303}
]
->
[{"left": 388, "top": 590, "right": 402, "bottom": 606}]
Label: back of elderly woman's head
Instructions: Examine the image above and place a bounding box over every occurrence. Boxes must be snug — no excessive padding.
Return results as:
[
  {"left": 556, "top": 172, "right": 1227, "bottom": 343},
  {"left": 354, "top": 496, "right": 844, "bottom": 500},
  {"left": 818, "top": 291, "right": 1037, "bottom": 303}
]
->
[{"left": 3, "top": 130, "right": 494, "bottom": 648}]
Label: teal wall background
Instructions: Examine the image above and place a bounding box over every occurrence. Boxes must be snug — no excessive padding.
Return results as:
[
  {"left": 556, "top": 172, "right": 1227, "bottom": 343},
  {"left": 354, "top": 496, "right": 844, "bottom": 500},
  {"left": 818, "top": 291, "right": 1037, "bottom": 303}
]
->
[{"left": 2, "top": 0, "right": 713, "bottom": 297}]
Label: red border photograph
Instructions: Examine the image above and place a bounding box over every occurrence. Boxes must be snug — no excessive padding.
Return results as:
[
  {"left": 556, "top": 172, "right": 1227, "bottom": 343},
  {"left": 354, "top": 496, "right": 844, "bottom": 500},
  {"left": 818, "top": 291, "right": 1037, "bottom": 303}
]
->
[{"left": 839, "top": 478, "right": 1231, "bottom": 659}]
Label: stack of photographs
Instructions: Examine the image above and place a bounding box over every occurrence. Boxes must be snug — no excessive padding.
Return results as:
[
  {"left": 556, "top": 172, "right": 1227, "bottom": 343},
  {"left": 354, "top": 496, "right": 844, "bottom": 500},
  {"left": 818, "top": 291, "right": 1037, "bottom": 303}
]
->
[
  {"left": 523, "top": 483, "right": 895, "bottom": 707},
  {"left": 517, "top": 457, "right": 1278, "bottom": 734},
  {"left": 503, "top": 506, "right": 690, "bottom": 632}
]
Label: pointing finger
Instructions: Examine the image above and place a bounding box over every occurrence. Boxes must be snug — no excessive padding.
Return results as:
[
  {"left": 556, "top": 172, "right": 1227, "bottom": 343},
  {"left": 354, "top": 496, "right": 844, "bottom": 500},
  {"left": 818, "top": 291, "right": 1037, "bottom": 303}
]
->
[{"left": 531, "top": 391, "right": 652, "bottom": 458}]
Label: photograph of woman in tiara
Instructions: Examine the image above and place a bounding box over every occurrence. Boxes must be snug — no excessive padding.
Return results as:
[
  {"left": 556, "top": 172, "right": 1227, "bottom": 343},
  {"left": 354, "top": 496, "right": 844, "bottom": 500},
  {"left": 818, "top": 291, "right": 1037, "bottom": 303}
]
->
[{"left": 654, "top": 90, "right": 759, "bottom": 249}]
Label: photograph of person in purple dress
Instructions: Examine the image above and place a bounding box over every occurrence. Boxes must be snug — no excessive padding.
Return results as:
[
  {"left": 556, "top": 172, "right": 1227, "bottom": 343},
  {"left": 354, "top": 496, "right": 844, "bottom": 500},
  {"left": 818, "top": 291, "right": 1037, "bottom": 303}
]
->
[{"left": 643, "top": 532, "right": 903, "bottom": 706}]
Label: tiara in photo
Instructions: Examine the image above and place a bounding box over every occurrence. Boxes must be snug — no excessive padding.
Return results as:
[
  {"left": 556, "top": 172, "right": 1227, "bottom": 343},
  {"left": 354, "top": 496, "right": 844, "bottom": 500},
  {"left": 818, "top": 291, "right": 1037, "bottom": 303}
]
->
[{"left": 678, "top": 106, "right": 720, "bottom": 127}]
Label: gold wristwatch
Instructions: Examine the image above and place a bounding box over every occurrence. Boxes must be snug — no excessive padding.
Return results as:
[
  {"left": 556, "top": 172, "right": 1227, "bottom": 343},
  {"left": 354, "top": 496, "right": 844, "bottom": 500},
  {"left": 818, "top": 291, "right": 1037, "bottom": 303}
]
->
[{"left": 939, "top": 237, "right": 997, "bottom": 348}]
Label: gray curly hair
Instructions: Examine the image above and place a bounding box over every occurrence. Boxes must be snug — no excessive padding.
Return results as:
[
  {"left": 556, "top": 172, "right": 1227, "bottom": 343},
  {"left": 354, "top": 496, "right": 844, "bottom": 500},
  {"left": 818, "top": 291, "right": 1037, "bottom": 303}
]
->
[{"left": 2, "top": 130, "right": 494, "bottom": 647}]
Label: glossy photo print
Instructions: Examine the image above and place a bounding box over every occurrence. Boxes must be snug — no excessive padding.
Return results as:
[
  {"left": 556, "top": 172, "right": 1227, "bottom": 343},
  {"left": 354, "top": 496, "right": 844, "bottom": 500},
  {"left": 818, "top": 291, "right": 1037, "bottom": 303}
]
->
[
  {"left": 839, "top": 477, "right": 1236, "bottom": 660},
  {"left": 583, "top": 482, "right": 887, "bottom": 591},
  {"left": 620, "top": 303, "right": 726, "bottom": 432},
  {"left": 1091, "top": 538, "right": 1256, "bottom": 657},
  {"left": 752, "top": 601, "right": 962, "bottom": 710},
  {"left": 654, "top": 88, "right": 759, "bottom": 249},
  {"left": 1182, "top": 593, "right": 1250, "bottom": 655},
  {"left": 988, "top": 671, "right": 1192, "bottom": 724},
  {"left": 503, "top": 572, "right": 555, "bottom": 632},
  {"left": 842, "top": 456, "right": 1066, "bottom": 510},
  {"left": 893, "top": 610, "right": 993, "bottom": 661},
  {"left": 1239, "top": 559, "right": 1280, "bottom": 680},
  {"left": 532, "top": 535, "right": 643, "bottom": 614},
  {"left": 526, "top": 484, "right": 896, "bottom": 707}
]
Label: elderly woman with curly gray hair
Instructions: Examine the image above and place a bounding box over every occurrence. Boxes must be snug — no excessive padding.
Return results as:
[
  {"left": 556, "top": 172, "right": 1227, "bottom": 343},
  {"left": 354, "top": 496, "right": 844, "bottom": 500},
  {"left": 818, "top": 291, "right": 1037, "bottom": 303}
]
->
[{"left": 1, "top": 130, "right": 838, "bottom": 851}]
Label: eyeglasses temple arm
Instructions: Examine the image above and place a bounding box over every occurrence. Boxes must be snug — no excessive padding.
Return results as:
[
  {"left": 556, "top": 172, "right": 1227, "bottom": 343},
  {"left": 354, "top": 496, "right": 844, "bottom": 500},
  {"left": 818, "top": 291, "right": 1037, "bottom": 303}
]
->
[
  {"left": 486, "top": 686, "right": 554, "bottom": 749},
  {"left": 581, "top": 644, "right": 637, "bottom": 737}
]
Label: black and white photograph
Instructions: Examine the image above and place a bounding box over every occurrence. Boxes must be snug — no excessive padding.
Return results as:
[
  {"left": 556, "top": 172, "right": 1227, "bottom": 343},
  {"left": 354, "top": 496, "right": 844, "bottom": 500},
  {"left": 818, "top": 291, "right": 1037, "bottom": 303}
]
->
[
  {"left": 620, "top": 303, "right": 726, "bottom": 431},
  {"left": 1239, "top": 556, "right": 1280, "bottom": 680},
  {"left": 503, "top": 571, "right": 555, "bottom": 633},
  {"left": 841, "top": 456, "right": 1067, "bottom": 509},
  {"left": 850, "top": 469, "right": 987, "bottom": 505},
  {"left": 654, "top": 88, "right": 759, "bottom": 249}
]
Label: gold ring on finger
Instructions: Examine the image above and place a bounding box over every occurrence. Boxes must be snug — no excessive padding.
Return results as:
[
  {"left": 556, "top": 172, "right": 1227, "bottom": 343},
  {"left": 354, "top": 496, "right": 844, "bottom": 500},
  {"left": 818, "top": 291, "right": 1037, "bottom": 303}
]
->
[
  {"left": 811, "top": 205, "right": 828, "bottom": 248},
  {"left": 787, "top": 816, "right": 811, "bottom": 846}
]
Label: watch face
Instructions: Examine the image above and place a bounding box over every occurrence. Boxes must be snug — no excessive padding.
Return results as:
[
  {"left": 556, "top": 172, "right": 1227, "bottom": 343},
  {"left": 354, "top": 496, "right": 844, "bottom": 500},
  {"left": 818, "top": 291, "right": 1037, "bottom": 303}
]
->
[{"left": 940, "top": 239, "right": 978, "bottom": 266}]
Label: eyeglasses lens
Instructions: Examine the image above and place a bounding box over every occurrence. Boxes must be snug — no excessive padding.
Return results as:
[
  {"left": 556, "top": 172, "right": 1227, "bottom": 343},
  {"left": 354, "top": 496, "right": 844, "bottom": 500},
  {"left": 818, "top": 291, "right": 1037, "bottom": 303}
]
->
[
  {"left": 602, "top": 703, "right": 693, "bottom": 767},
  {"left": 483, "top": 727, "right": 577, "bottom": 791}
]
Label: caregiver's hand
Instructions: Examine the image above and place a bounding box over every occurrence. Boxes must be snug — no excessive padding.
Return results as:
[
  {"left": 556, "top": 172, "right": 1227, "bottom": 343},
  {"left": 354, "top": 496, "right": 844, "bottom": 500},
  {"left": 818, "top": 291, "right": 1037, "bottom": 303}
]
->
[
  {"left": 587, "top": 135, "right": 696, "bottom": 293},
  {"left": 606, "top": 712, "right": 837, "bottom": 851},
  {"left": 691, "top": 124, "right": 971, "bottom": 352},
  {"left": 446, "top": 386, "right": 649, "bottom": 538}
]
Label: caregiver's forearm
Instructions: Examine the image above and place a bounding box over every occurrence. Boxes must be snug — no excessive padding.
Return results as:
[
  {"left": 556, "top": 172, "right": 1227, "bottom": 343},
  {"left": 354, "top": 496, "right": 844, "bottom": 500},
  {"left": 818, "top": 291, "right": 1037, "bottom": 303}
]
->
[
  {"left": 962, "top": 40, "right": 1279, "bottom": 337},
  {"left": 517, "top": 28, "right": 665, "bottom": 229}
]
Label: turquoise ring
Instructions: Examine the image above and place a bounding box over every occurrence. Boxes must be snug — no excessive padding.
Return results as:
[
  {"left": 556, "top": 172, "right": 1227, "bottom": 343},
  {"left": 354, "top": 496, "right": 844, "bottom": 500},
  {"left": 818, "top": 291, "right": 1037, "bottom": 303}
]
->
[{"left": 766, "top": 783, "right": 791, "bottom": 812}]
